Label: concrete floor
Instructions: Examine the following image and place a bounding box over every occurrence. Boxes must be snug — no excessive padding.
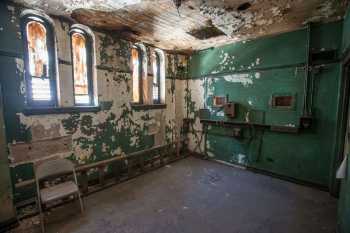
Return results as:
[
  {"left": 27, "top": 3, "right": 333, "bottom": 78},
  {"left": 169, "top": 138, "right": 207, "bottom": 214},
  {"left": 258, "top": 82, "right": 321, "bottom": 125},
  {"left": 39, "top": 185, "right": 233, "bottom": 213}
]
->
[{"left": 14, "top": 157, "right": 337, "bottom": 233}]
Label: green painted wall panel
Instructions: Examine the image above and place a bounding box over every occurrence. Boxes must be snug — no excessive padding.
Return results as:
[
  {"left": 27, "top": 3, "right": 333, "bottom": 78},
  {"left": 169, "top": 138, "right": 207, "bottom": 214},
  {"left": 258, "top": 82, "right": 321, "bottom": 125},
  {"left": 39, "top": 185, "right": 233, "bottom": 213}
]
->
[
  {"left": 0, "top": 1, "right": 22, "bottom": 55},
  {"left": 204, "top": 67, "right": 305, "bottom": 126},
  {"left": 205, "top": 64, "right": 340, "bottom": 185},
  {"left": 311, "top": 21, "right": 343, "bottom": 55},
  {"left": 190, "top": 29, "right": 307, "bottom": 78},
  {"left": 189, "top": 23, "right": 343, "bottom": 186},
  {"left": 0, "top": 56, "right": 26, "bottom": 142}
]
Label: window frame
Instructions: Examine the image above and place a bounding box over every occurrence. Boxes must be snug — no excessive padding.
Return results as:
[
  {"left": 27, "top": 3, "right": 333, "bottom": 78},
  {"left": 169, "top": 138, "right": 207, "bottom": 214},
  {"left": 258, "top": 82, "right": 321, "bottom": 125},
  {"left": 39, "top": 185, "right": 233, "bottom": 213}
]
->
[
  {"left": 21, "top": 13, "right": 58, "bottom": 108},
  {"left": 69, "top": 27, "right": 94, "bottom": 107}
]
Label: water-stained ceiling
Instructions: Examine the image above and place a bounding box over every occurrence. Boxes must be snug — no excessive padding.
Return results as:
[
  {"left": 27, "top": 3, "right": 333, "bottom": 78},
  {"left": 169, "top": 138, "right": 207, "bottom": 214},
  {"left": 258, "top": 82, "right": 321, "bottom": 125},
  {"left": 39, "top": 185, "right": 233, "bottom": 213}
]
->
[{"left": 13, "top": 0, "right": 348, "bottom": 53}]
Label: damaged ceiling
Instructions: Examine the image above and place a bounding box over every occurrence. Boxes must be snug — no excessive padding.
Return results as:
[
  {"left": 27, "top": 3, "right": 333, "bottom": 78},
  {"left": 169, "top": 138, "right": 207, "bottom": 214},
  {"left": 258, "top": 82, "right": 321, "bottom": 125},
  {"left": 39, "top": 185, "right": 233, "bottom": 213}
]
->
[{"left": 12, "top": 0, "right": 349, "bottom": 53}]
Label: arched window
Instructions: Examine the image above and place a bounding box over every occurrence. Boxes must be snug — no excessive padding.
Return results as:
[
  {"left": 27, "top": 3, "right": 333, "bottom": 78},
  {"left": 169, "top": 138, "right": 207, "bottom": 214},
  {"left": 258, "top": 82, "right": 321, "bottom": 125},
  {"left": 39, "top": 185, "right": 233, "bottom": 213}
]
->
[
  {"left": 70, "top": 25, "right": 94, "bottom": 106},
  {"left": 152, "top": 49, "right": 165, "bottom": 104},
  {"left": 21, "top": 11, "right": 57, "bottom": 107}
]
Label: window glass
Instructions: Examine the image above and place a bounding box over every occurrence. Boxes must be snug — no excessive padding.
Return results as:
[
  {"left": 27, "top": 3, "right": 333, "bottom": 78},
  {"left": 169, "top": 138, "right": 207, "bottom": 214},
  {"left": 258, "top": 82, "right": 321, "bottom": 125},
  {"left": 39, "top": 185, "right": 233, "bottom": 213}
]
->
[
  {"left": 26, "top": 20, "right": 51, "bottom": 101},
  {"left": 27, "top": 21, "right": 49, "bottom": 77},
  {"left": 132, "top": 48, "right": 140, "bottom": 103},
  {"left": 72, "top": 32, "right": 89, "bottom": 105}
]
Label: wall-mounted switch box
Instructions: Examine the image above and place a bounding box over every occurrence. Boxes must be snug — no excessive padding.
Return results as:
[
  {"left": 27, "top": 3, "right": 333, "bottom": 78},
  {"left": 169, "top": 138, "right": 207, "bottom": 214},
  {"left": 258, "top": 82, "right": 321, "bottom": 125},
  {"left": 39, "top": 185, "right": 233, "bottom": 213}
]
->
[{"left": 224, "top": 102, "right": 236, "bottom": 118}]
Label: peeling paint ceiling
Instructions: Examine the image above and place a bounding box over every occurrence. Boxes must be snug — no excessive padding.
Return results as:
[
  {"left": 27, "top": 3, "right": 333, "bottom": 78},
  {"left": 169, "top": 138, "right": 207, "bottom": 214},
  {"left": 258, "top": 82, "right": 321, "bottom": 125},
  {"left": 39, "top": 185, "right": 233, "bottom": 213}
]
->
[{"left": 12, "top": 0, "right": 349, "bottom": 53}]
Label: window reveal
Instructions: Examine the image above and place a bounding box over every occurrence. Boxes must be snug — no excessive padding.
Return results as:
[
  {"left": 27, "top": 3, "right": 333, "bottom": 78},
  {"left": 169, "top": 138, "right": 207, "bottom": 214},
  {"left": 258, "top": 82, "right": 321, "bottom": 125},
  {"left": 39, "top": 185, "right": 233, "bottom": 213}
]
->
[{"left": 72, "top": 32, "right": 89, "bottom": 105}]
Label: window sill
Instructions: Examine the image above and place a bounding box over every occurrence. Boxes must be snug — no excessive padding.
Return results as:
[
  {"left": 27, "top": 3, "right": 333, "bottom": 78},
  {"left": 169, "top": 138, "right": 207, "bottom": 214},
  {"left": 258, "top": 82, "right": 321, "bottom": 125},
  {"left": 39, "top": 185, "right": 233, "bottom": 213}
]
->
[
  {"left": 130, "top": 103, "right": 166, "bottom": 110},
  {"left": 23, "top": 106, "right": 101, "bottom": 115}
]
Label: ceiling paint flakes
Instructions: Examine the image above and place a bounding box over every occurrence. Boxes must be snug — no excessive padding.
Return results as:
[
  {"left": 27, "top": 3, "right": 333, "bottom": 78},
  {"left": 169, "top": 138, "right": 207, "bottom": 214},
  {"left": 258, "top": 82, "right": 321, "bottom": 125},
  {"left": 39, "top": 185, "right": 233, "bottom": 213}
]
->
[
  {"left": 11, "top": 0, "right": 349, "bottom": 52},
  {"left": 14, "top": 0, "right": 142, "bottom": 15},
  {"left": 199, "top": 2, "right": 255, "bottom": 37}
]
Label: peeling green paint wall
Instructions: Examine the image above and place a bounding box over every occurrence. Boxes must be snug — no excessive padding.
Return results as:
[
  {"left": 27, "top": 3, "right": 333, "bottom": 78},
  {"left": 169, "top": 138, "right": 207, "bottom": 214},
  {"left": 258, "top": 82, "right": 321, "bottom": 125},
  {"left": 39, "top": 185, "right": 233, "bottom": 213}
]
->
[
  {"left": 0, "top": 1, "right": 188, "bottom": 205},
  {"left": 187, "top": 21, "right": 343, "bottom": 187}
]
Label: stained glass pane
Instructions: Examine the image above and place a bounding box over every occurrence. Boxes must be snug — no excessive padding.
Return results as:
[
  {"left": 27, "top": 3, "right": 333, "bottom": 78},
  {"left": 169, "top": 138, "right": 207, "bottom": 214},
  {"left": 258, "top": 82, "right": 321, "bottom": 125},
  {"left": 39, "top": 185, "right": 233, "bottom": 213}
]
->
[
  {"left": 26, "top": 20, "right": 51, "bottom": 101},
  {"left": 26, "top": 21, "right": 49, "bottom": 78},
  {"left": 132, "top": 48, "right": 140, "bottom": 103},
  {"left": 72, "top": 32, "right": 89, "bottom": 104}
]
